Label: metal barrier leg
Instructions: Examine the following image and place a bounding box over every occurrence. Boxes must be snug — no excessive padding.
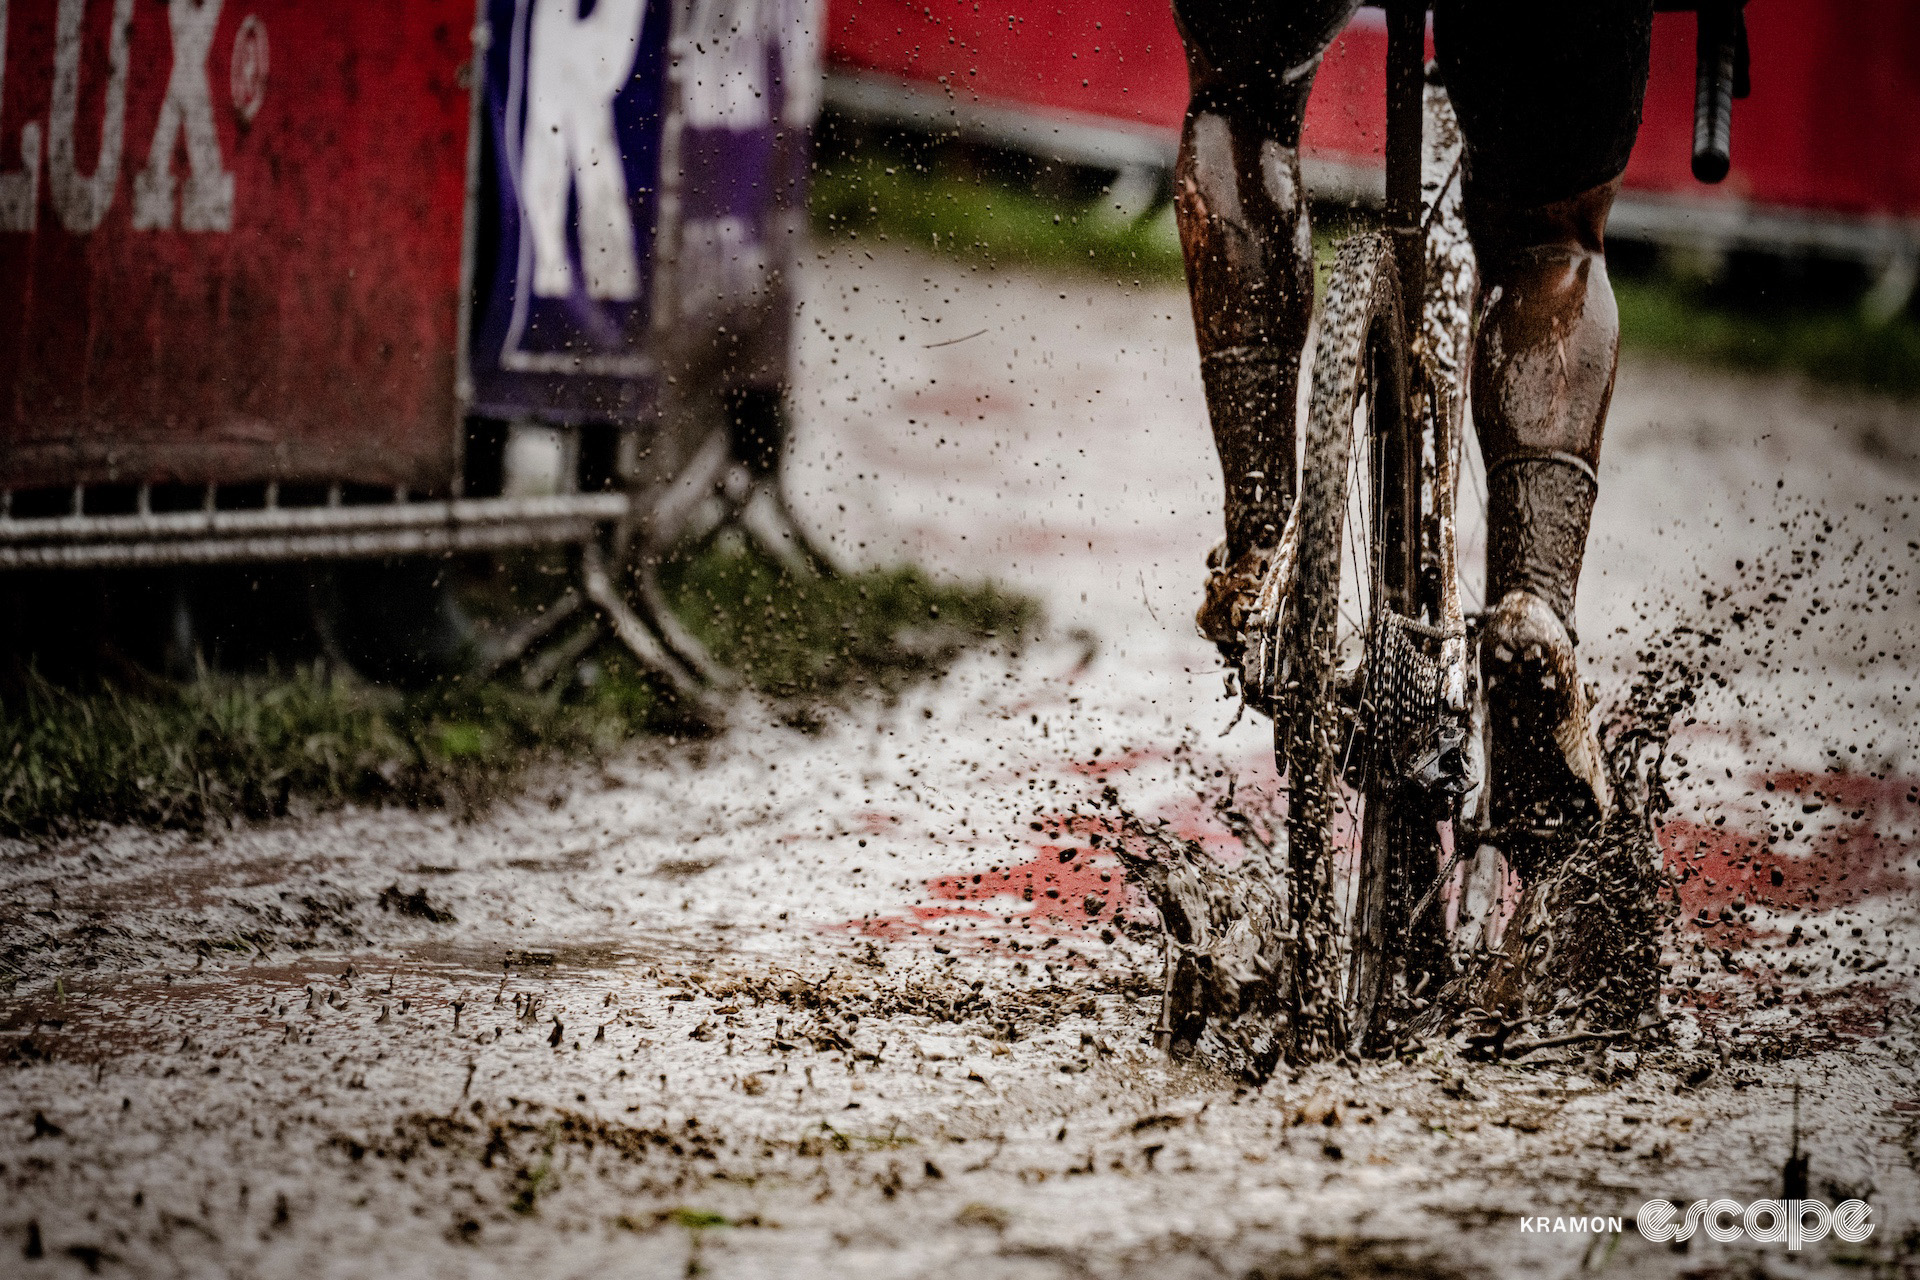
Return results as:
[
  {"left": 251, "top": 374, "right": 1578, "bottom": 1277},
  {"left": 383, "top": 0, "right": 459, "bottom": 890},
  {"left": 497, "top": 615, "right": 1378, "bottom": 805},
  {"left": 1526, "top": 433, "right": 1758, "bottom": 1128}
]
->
[
  {"left": 579, "top": 541, "right": 726, "bottom": 725},
  {"left": 164, "top": 573, "right": 202, "bottom": 682},
  {"left": 476, "top": 588, "right": 584, "bottom": 681},
  {"left": 738, "top": 480, "right": 843, "bottom": 580},
  {"left": 621, "top": 554, "right": 738, "bottom": 691},
  {"left": 518, "top": 617, "right": 604, "bottom": 692}
]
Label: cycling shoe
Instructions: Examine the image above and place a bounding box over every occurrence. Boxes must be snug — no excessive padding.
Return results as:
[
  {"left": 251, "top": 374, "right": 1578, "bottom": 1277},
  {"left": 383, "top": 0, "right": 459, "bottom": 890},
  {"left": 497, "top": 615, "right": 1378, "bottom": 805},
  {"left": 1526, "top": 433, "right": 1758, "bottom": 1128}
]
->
[
  {"left": 1195, "top": 538, "right": 1272, "bottom": 670},
  {"left": 1481, "top": 588, "right": 1611, "bottom": 874}
]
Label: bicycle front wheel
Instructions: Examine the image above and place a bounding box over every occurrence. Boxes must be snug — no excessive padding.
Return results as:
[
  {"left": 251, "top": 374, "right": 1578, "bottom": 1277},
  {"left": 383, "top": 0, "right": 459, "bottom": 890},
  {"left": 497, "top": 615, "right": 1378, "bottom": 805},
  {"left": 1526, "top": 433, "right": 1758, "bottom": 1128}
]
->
[{"left": 1280, "top": 232, "right": 1422, "bottom": 1059}]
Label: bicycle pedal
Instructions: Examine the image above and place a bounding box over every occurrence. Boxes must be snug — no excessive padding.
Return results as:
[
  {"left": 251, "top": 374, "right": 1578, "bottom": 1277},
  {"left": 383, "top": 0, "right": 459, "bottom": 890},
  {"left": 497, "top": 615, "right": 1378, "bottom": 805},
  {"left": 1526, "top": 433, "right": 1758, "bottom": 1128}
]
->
[{"left": 1239, "top": 499, "right": 1303, "bottom": 715}]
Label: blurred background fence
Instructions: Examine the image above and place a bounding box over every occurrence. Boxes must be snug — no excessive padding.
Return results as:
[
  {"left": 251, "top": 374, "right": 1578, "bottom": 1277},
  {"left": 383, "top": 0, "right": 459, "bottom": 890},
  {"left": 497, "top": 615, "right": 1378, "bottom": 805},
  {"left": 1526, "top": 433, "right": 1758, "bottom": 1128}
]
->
[{"left": 821, "top": 0, "right": 1920, "bottom": 307}]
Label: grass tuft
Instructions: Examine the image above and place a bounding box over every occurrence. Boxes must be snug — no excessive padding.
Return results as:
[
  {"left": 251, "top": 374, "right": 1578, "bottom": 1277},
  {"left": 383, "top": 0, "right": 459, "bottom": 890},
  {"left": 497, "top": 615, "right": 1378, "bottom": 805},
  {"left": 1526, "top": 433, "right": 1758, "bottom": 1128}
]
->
[
  {"left": 0, "top": 666, "right": 620, "bottom": 837},
  {"left": 659, "top": 538, "right": 1037, "bottom": 700},
  {"left": 810, "top": 134, "right": 1184, "bottom": 284},
  {"left": 1611, "top": 272, "right": 1920, "bottom": 400},
  {"left": 0, "top": 540, "right": 1038, "bottom": 838}
]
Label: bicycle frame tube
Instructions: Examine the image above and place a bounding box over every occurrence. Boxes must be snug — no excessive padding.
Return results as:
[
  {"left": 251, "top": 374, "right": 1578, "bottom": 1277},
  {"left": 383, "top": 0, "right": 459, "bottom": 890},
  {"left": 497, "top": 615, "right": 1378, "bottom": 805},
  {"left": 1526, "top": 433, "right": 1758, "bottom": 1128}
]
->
[
  {"left": 1383, "top": 0, "right": 1427, "bottom": 306},
  {"left": 1387, "top": 2, "right": 1472, "bottom": 714}
]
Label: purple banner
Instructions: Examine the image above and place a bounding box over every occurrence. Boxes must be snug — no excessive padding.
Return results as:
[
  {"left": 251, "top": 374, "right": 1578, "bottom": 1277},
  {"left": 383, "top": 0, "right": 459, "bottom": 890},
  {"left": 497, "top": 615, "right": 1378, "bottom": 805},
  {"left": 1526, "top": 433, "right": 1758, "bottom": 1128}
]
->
[{"left": 468, "top": 0, "right": 820, "bottom": 427}]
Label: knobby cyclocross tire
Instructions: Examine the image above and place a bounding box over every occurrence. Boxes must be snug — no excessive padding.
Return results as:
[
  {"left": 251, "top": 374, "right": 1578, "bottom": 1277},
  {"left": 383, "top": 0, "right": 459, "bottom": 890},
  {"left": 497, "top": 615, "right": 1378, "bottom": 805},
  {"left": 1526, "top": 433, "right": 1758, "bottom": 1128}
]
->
[
  {"left": 1397, "top": 73, "right": 1479, "bottom": 1006},
  {"left": 1280, "top": 232, "right": 1420, "bottom": 1059}
]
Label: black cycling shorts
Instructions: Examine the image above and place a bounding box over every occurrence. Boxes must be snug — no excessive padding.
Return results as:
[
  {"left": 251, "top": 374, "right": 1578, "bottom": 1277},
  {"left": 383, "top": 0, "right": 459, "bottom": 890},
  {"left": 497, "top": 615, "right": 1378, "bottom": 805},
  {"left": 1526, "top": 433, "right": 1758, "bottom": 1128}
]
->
[{"left": 1169, "top": 0, "right": 1655, "bottom": 209}]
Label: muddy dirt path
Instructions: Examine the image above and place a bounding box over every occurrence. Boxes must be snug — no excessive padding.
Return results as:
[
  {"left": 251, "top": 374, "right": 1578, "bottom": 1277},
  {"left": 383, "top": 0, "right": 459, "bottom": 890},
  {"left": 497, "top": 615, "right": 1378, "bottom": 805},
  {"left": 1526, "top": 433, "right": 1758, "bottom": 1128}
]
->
[{"left": 3, "top": 245, "right": 1918, "bottom": 1278}]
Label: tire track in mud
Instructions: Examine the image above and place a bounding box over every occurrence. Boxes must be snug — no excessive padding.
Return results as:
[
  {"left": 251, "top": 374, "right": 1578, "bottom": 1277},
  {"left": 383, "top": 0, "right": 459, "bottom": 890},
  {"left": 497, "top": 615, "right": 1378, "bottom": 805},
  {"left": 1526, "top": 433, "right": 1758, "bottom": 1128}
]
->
[{"left": 3, "top": 249, "right": 1919, "bottom": 1275}]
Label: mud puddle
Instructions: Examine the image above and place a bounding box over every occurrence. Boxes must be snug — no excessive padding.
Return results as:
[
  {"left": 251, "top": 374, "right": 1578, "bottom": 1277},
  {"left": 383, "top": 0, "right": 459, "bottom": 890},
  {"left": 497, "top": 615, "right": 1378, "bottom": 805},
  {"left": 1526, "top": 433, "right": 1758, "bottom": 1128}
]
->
[{"left": 3, "top": 246, "right": 1918, "bottom": 1275}]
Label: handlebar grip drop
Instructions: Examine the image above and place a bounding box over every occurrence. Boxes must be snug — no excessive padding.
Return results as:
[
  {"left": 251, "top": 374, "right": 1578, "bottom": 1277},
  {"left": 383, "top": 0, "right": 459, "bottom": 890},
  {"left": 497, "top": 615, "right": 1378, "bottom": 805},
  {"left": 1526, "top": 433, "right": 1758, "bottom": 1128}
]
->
[{"left": 1692, "top": 4, "right": 1742, "bottom": 183}]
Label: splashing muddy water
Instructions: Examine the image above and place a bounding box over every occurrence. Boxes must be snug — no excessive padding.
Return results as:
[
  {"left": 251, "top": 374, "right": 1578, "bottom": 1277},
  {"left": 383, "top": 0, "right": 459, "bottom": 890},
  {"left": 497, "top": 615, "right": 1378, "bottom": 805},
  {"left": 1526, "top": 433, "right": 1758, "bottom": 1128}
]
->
[
  {"left": 1117, "top": 515, "right": 1920, "bottom": 1078},
  {"left": 3, "top": 247, "right": 1917, "bottom": 1276}
]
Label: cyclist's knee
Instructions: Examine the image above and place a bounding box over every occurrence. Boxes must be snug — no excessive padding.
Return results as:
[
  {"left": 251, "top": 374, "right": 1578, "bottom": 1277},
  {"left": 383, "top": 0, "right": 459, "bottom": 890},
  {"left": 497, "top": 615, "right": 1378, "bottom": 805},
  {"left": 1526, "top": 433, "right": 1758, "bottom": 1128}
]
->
[{"left": 1467, "top": 180, "right": 1617, "bottom": 267}]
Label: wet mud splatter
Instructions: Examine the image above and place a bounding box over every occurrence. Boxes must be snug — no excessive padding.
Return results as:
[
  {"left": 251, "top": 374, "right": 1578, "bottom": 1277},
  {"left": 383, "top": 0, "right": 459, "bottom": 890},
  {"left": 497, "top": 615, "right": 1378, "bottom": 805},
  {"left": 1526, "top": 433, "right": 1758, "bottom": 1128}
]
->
[
  {"left": 3, "top": 249, "right": 1918, "bottom": 1276},
  {"left": 1109, "top": 783, "right": 1291, "bottom": 1080},
  {"left": 1115, "top": 516, "right": 1920, "bottom": 1078}
]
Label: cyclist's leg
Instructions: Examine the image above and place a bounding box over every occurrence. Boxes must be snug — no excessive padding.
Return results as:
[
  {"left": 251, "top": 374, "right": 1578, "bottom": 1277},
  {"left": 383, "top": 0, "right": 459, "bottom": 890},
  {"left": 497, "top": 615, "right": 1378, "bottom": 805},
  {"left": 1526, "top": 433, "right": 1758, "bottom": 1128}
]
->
[
  {"left": 1173, "top": 0, "right": 1357, "bottom": 661},
  {"left": 1434, "top": 0, "right": 1654, "bottom": 857}
]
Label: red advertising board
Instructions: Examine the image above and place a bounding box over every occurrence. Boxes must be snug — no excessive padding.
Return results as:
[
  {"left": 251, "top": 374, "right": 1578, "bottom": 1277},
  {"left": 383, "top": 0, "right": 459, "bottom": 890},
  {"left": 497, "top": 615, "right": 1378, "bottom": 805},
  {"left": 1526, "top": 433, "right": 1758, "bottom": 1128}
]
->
[
  {"left": 826, "top": 0, "right": 1920, "bottom": 226},
  {"left": 0, "top": 0, "right": 473, "bottom": 496}
]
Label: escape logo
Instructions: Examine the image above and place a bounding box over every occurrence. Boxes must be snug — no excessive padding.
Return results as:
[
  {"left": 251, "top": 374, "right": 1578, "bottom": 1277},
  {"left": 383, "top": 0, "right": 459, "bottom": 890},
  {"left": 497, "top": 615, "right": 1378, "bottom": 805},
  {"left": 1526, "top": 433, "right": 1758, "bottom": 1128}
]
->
[{"left": 1637, "top": 1199, "right": 1875, "bottom": 1250}]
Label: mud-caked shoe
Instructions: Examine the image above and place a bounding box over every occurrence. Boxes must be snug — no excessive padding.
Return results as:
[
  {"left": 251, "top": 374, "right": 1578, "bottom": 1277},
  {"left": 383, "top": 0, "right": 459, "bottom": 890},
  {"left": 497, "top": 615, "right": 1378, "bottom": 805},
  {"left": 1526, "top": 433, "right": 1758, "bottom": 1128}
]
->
[
  {"left": 1194, "top": 538, "right": 1273, "bottom": 670},
  {"left": 1481, "top": 589, "right": 1612, "bottom": 868}
]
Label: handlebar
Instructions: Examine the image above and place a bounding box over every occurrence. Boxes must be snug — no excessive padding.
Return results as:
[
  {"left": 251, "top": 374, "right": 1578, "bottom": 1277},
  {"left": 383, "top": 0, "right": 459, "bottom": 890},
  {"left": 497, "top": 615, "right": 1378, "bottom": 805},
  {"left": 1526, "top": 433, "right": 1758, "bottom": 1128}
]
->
[
  {"left": 1371, "top": 1, "right": 1749, "bottom": 187},
  {"left": 1658, "top": 0, "right": 1750, "bottom": 184},
  {"left": 1691, "top": 3, "right": 1747, "bottom": 182}
]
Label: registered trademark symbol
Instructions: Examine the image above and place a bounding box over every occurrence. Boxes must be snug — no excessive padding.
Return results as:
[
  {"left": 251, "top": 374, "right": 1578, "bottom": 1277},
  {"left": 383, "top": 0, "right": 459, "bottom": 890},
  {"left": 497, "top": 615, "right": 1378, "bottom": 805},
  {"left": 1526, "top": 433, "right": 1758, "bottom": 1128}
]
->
[{"left": 231, "top": 14, "right": 269, "bottom": 123}]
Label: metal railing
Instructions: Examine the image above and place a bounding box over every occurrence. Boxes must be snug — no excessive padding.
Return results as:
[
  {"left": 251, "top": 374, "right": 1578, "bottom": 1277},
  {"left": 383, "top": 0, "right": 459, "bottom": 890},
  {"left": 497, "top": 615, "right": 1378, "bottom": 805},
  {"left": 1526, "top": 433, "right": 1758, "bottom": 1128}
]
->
[{"left": 0, "top": 485, "right": 633, "bottom": 571}]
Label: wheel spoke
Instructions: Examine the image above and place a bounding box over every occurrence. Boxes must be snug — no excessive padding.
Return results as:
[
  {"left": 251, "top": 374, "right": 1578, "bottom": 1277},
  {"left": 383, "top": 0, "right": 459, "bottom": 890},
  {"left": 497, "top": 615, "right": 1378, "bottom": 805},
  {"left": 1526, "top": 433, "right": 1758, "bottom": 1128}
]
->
[{"left": 1346, "top": 402, "right": 1373, "bottom": 634}]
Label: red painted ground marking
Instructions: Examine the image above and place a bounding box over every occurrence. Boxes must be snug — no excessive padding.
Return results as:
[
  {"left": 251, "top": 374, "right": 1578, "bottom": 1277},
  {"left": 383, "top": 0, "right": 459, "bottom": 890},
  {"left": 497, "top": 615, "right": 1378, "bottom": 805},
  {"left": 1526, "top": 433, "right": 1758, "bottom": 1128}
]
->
[
  {"left": 925, "top": 847, "right": 1127, "bottom": 929},
  {"left": 839, "top": 916, "right": 914, "bottom": 941},
  {"left": 1762, "top": 984, "right": 1891, "bottom": 1043},
  {"left": 828, "top": 803, "right": 1161, "bottom": 942},
  {"left": 915, "top": 790, "right": 1287, "bottom": 939},
  {"left": 900, "top": 387, "right": 1005, "bottom": 418},
  {"left": 1028, "top": 794, "right": 1265, "bottom": 859},
  {"left": 1675, "top": 980, "right": 1892, "bottom": 1044},
  {"left": 1766, "top": 769, "right": 1920, "bottom": 818},
  {"left": 838, "top": 903, "right": 997, "bottom": 943},
  {"left": 837, "top": 764, "right": 1914, "bottom": 995},
  {"left": 1661, "top": 818, "right": 1909, "bottom": 916},
  {"left": 1027, "top": 813, "right": 1124, "bottom": 840},
  {"left": 1819, "top": 984, "right": 1893, "bottom": 1039},
  {"left": 1659, "top": 767, "right": 1917, "bottom": 926}
]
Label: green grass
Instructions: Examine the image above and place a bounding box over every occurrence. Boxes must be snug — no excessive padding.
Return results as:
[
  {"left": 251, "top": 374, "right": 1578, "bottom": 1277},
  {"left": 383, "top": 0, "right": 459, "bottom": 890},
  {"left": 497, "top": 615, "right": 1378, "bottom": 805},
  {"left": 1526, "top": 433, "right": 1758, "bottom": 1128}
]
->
[
  {"left": 0, "top": 541, "right": 1038, "bottom": 838},
  {"left": 0, "top": 667, "right": 609, "bottom": 835},
  {"left": 813, "top": 119, "right": 1920, "bottom": 399},
  {"left": 1611, "top": 272, "right": 1920, "bottom": 399},
  {"left": 809, "top": 143, "right": 1186, "bottom": 284},
  {"left": 659, "top": 539, "right": 1035, "bottom": 700}
]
